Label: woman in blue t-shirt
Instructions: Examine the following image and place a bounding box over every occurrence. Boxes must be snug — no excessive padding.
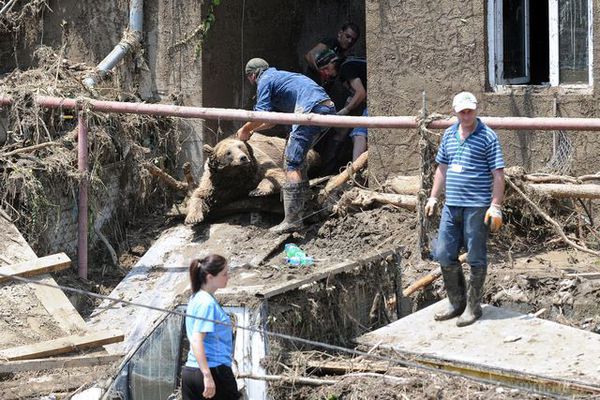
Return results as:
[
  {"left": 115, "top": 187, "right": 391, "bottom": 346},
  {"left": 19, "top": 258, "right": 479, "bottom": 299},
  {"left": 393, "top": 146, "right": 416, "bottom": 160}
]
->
[{"left": 182, "top": 254, "right": 239, "bottom": 400}]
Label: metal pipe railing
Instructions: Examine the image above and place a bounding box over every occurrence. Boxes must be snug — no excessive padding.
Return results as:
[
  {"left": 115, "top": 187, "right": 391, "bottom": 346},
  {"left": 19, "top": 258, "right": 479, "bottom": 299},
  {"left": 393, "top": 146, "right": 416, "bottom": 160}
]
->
[
  {"left": 3, "top": 93, "right": 600, "bottom": 279},
  {"left": 3, "top": 95, "right": 600, "bottom": 131},
  {"left": 77, "top": 111, "right": 89, "bottom": 280}
]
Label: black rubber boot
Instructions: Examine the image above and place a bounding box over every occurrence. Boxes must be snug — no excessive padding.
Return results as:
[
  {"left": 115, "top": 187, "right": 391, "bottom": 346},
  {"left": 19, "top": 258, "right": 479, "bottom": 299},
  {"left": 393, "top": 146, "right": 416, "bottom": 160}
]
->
[
  {"left": 434, "top": 266, "right": 466, "bottom": 321},
  {"left": 270, "top": 182, "right": 308, "bottom": 234},
  {"left": 456, "top": 267, "right": 487, "bottom": 327}
]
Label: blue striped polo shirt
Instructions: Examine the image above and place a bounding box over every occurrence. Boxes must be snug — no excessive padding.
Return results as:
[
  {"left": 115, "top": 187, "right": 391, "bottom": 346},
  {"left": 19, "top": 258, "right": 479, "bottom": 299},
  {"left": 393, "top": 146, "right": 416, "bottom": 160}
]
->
[{"left": 435, "top": 118, "right": 505, "bottom": 207}]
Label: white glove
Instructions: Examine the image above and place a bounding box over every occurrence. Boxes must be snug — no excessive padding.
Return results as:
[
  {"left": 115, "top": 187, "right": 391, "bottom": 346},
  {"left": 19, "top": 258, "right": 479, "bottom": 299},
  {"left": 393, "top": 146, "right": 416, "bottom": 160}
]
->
[
  {"left": 424, "top": 197, "right": 438, "bottom": 217},
  {"left": 485, "top": 204, "right": 503, "bottom": 233}
]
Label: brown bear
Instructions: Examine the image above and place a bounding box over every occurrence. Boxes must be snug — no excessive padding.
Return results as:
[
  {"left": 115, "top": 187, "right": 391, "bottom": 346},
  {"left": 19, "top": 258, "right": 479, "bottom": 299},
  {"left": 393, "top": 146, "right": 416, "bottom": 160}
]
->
[{"left": 185, "top": 133, "right": 320, "bottom": 225}]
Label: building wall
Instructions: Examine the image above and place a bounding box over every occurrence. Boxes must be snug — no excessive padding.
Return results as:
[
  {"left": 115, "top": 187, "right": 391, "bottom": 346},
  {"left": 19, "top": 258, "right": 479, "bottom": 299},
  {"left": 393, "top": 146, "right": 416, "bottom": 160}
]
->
[{"left": 366, "top": 0, "right": 600, "bottom": 179}]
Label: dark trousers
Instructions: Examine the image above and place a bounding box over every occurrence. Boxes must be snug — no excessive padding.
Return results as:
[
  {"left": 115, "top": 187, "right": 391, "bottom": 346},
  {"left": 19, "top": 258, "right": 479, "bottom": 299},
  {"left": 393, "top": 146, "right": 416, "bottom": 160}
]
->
[{"left": 182, "top": 365, "right": 240, "bottom": 400}]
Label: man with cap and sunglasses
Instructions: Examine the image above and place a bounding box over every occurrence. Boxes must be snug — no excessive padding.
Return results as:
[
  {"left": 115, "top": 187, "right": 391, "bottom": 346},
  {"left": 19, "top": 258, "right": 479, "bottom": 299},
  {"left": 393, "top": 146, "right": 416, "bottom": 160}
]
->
[
  {"left": 424, "top": 91, "right": 505, "bottom": 327},
  {"left": 236, "top": 58, "right": 335, "bottom": 234}
]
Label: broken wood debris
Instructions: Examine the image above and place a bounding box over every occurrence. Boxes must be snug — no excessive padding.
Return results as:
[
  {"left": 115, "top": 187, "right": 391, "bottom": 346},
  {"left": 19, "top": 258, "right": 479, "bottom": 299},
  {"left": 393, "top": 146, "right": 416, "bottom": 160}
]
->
[
  {"left": 0, "top": 330, "right": 124, "bottom": 361},
  {"left": 0, "top": 353, "right": 123, "bottom": 373},
  {"left": 0, "top": 252, "right": 71, "bottom": 283}
]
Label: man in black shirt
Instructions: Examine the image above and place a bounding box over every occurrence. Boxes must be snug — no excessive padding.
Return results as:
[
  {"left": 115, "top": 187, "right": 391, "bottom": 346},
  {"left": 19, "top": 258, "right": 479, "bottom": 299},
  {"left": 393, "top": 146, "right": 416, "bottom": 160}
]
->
[
  {"left": 319, "top": 53, "right": 368, "bottom": 161},
  {"left": 304, "top": 22, "right": 360, "bottom": 82}
]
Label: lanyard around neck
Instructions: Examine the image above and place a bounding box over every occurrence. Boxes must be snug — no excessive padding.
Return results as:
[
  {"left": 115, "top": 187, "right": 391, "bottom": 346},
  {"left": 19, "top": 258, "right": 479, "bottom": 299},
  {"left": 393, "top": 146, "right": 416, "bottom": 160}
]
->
[{"left": 453, "top": 122, "right": 477, "bottom": 163}]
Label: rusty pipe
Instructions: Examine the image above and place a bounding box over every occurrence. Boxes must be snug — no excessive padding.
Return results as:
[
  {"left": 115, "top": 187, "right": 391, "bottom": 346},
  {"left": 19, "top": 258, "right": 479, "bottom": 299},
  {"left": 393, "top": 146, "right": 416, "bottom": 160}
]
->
[
  {"left": 4, "top": 94, "right": 600, "bottom": 130},
  {"left": 77, "top": 111, "right": 88, "bottom": 280}
]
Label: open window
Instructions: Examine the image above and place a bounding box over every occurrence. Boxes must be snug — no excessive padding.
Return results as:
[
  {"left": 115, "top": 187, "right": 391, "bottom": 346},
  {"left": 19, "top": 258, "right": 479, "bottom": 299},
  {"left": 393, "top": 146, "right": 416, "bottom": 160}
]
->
[{"left": 488, "top": 0, "right": 593, "bottom": 87}]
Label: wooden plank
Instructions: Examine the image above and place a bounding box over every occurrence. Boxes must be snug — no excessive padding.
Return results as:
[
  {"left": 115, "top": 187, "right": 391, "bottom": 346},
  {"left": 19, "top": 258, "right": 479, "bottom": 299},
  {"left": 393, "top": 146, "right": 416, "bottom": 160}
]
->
[
  {"left": 257, "top": 248, "right": 401, "bottom": 299},
  {"left": 0, "top": 330, "right": 124, "bottom": 361},
  {"left": 0, "top": 218, "right": 87, "bottom": 334},
  {"left": 0, "top": 253, "right": 71, "bottom": 283},
  {"left": 31, "top": 275, "right": 88, "bottom": 333},
  {"left": 0, "top": 353, "right": 123, "bottom": 373}
]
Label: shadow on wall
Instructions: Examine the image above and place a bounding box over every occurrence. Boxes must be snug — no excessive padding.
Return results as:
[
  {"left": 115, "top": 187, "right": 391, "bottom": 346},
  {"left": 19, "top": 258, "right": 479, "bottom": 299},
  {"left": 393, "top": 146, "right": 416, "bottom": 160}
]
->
[{"left": 508, "top": 90, "right": 535, "bottom": 171}]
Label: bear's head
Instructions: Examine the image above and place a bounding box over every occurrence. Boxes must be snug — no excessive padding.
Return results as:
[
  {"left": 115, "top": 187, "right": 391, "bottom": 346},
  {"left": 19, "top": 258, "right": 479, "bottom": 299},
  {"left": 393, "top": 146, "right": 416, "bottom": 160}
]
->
[{"left": 203, "top": 137, "right": 256, "bottom": 172}]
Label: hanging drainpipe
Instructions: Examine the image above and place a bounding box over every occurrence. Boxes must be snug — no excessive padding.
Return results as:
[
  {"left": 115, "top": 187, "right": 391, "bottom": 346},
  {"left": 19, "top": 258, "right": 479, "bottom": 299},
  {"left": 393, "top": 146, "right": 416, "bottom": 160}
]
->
[
  {"left": 77, "top": 110, "right": 89, "bottom": 280},
  {"left": 82, "top": 0, "right": 144, "bottom": 90}
]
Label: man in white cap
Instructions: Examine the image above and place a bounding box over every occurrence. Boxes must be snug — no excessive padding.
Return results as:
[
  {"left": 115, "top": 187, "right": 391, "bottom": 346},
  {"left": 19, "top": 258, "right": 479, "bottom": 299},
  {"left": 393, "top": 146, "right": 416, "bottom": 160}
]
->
[
  {"left": 237, "top": 58, "right": 335, "bottom": 234},
  {"left": 424, "top": 91, "right": 505, "bottom": 327}
]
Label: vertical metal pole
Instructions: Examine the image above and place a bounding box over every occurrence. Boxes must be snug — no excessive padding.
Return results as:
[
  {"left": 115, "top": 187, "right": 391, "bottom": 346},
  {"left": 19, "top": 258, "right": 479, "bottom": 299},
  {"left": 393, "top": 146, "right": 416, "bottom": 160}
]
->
[{"left": 77, "top": 110, "right": 89, "bottom": 280}]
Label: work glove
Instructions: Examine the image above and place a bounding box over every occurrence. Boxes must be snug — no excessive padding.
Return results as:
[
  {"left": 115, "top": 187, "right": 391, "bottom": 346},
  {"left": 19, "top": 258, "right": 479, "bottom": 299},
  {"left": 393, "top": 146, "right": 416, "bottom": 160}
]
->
[
  {"left": 485, "top": 204, "right": 503, "bottom": 233},
  {"left": 424, "top": 197, "right": 438, "bottom": 217}
]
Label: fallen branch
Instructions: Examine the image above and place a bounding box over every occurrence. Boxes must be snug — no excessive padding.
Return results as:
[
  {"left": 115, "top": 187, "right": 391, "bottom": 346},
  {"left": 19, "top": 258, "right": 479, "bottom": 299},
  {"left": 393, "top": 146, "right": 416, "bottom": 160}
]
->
[
  {"left": 333, "top": 188, "right": 417, "bottom": 215},
  {"left": 94, "top": 226, "right": 118, "bottom": 267},
  {"left": 402, "top": 267, "right": 441, "bottom": 297},
  {"left": 506, "top": 176, "right": 600, "bottom": 257},
  {"left": 0, "top": 141, "right": 61, "bottom": 158},
  {"left": 323, "top": 150, "right": 368, "bottom": 195},
  {"left": 237, "top": 373, "right": 337, "bottom": 386},
  {"left": 383, "top": 175, "right": 420, "bottom": 195},
  {"left": 143, "top": 162, "right": 188, "bottom": 191},
  {"left": 523, "top": 174, "right": 579, "bottom": 184},
  {"left": 528, "top": 183, "right": 600, "bottom": 199},
  {"left": 345, "top": 372, "right": 414, "bottom": 385}
]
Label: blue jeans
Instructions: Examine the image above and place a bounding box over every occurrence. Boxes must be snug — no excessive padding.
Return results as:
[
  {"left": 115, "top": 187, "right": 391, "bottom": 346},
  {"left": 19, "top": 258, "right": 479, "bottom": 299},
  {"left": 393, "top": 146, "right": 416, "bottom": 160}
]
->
[
  {"left": 435, "top": 205, "right": 488, "bottom": 269},
  {"left": 285, "top": 103, "right": 335, "bottom": 171}
]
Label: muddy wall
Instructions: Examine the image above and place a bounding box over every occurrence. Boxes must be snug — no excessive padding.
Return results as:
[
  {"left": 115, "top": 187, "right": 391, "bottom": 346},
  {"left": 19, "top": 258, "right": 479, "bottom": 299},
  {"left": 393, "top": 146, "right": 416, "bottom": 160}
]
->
[
  {"left": 266, "top": 256, "right": 401, "bottom": 350},
  {"left": 366, "top": 0, "right": 600, "bottom": 179}
]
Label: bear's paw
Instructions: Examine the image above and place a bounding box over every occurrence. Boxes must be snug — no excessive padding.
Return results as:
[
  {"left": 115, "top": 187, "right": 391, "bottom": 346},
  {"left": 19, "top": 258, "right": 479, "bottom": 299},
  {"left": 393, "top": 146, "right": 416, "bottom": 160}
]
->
[{"left": 184, "top": 210, "right": 205, "bottom": 225}]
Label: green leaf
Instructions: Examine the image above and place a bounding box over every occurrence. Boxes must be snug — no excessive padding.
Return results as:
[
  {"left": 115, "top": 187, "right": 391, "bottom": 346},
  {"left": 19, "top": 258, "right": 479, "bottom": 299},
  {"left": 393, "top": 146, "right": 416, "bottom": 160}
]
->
[{"left": 212, "top": 0, "right": 221, "bottom": 5}]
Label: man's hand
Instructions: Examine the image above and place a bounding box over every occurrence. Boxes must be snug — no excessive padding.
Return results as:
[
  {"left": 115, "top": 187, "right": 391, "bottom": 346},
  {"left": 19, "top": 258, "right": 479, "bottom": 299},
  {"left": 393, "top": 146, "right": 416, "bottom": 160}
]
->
[
  {"left": 202, "top": 372, "right": 216, "bottom": 398},
  {"left": 236, "top": 127, "right": 252, "bottom": 141},
  {"left": 336, "top": 107, "right": 349, "bottom": 116},
  {"left": 485, "top": 204, "right": 503, "bottom": 233},
  {"left": 424, "top": 197, "right": 438, "bottom": 217}
]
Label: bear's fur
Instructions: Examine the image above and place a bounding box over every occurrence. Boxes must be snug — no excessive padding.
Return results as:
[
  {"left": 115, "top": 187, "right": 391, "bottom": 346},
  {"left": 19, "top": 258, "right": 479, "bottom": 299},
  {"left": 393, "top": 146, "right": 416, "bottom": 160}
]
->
[{"left": 185, "top": 133, "right": 320, "bottom": 225}]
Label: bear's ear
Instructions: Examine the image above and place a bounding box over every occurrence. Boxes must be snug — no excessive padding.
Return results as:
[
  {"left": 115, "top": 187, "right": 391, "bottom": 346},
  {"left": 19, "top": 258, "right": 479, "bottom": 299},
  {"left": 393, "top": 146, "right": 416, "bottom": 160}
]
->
[{"left": 203, "top": 144, "right": 214, "bottom": 157}]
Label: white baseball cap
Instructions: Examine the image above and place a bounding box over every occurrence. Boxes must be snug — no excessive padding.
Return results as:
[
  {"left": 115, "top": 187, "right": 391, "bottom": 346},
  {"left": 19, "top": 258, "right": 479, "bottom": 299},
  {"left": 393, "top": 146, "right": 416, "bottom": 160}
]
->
[{"left": 452, "top": 91, "right": 477, "bottom": 112}]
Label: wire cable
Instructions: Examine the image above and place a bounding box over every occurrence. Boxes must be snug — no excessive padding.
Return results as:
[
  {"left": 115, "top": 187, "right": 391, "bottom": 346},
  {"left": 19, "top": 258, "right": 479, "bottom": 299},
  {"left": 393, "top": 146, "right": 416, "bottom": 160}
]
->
[{"left": 0, "top": 270, "right": 576, "bottom": 398}]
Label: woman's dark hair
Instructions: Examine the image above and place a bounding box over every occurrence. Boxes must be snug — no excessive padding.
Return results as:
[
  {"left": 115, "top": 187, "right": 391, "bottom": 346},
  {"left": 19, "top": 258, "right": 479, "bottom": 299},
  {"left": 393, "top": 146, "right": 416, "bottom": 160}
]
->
[{"left": 189, "top": 254, "right": 227, "bottom": 293}]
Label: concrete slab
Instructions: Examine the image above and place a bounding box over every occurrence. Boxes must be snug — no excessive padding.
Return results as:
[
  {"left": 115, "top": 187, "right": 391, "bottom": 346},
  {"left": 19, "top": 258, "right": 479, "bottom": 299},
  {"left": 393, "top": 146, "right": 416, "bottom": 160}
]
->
[{"left": 357, "top": 300, "right": 600, "bottom": 394}]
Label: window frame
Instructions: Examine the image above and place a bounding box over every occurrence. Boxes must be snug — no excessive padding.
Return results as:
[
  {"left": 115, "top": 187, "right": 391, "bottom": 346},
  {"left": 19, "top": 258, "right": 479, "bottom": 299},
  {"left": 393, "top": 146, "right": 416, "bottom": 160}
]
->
[{"left": 487, "top": 0, "right": 594, "bottom": 89}]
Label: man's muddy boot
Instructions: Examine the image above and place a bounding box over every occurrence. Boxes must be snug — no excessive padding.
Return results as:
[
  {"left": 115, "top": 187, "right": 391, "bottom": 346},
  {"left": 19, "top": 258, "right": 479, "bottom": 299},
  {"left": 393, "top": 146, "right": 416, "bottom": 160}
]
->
[
  {"left": 457, "top": 267, "right": 487, "bottom": 327},
  {"left": 434, "top": 266, "right": 466, "bottom": 321},
  {"left": 270, "top": 182, "right": 307, "bottom": 234}
]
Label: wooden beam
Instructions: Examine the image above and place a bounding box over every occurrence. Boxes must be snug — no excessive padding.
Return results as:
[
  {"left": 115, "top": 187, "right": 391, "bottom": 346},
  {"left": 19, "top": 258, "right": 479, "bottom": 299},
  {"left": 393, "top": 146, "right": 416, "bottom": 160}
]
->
[
  {"left": 0, "top": 330, "right": 124, "bottom": 361},
  {"left": 257, "top": 248, "right": 401, "bottom": 299},
  {"left": 0, "top": 218, "right": 87, "bottom": 333},
  {"left": 528, "top": 183, "right": 600, "bottom": 199},
  {"left": 0, "top": 353, "right": 123, "bottom": 373},
  {"left": 0, "top": 253, "right": 71, "bottom": 283}
]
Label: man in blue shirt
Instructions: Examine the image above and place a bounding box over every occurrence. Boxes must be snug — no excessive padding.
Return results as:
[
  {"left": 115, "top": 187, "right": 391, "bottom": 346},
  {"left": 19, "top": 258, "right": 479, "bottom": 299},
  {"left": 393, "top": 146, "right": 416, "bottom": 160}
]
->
[
  {"left": 236, "top": 58, "right": 335, "bottom": 234},
  {"left": 425, "top": 91, "right": 505, "bottom": 327}
]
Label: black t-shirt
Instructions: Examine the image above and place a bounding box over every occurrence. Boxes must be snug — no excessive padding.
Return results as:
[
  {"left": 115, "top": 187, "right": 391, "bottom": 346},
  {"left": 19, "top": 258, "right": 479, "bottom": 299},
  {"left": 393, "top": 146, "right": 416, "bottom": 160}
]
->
[{"left": 339, "top": 58, "right": 367, "bottom": 90}]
